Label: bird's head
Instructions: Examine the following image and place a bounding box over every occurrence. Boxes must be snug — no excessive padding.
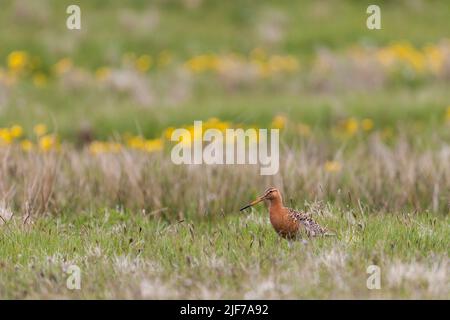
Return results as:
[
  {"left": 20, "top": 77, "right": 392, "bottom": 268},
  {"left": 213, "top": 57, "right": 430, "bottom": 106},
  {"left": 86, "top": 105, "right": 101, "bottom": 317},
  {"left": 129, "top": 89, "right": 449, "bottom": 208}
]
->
[{"left": 239, "top": 187, "right": 280, "bottom": 211}]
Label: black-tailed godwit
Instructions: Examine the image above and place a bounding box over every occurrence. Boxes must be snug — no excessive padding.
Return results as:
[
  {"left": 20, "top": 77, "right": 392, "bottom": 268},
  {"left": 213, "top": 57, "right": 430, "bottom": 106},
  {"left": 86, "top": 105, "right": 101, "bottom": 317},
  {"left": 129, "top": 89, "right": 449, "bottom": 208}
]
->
[{"left": 240, "top": 187, "right": 334, "bottom": 239}]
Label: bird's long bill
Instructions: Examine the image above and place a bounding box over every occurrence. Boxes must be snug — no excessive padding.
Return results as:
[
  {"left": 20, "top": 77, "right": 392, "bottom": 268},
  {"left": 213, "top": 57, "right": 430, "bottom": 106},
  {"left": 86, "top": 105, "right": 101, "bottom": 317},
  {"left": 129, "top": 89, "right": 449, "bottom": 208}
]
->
[{"left": 239, "top": 197, "right": 264, "bottom": 211}]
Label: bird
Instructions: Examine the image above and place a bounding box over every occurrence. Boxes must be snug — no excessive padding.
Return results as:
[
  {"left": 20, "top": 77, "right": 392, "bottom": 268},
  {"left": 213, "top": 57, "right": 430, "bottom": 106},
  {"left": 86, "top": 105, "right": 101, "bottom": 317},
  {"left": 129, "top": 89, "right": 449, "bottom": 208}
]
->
[{"left": 240, "top": 187, "right": 334, "bottom": 240}]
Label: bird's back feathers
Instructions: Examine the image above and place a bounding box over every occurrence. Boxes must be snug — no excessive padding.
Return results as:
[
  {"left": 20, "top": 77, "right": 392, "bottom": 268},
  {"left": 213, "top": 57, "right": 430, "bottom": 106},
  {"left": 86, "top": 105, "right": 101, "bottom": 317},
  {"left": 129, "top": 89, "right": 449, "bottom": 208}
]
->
[{"left": 287, "top": 207, "right": 330, "bottom": 237}]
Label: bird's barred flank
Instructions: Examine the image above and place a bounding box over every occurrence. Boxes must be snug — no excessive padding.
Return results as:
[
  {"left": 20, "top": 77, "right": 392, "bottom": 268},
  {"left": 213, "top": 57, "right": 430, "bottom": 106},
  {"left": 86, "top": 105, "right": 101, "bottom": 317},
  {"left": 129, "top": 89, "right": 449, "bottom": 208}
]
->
[{"left": 240, "top": 188, "right": 333, "bottom": 240}]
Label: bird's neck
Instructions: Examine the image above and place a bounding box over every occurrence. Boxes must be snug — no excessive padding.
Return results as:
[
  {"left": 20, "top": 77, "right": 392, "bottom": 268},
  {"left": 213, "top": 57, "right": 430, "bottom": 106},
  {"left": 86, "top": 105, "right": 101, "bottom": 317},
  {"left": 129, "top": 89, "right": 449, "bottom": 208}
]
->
[{"left": 269, "top": 197, "right": 284, "bottom": 211}]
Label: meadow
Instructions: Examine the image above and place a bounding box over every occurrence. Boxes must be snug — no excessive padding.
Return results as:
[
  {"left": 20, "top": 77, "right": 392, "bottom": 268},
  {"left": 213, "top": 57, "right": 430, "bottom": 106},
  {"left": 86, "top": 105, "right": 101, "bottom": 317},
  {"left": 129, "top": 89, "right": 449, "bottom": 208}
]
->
[{"left": 0, "top": 0, "right": 449, "bottom": 299}]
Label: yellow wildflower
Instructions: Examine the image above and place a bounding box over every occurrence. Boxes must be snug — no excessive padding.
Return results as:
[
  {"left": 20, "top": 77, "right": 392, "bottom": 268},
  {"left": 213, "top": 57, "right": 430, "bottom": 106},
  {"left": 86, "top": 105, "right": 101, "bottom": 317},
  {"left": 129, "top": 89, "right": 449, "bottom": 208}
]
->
[
  {"left": 127, "top": 136, "right": 145, "bottom": 149},
  {"left": 164, "top": 127, "right": 176, "bottom": 140},
  {"left": 391, "top": 42, "right": 425, "bottom": 72},
  {"left": 205, "top": 117, "right": 220, "bottom": 125},
  {"left": 446, "top": 106, "right": 450, "bottom": 123},
  {"left": 271, "top": 115, "right": 287, "bottom": 130},
  {"left": 361, "top": 118, "right": 374, "bottom": 131},
  {"left": 20, "top": 139, "right": 33, "bottom": 152},
  {"left": 205, "top": 119, "right": 229, "bottom": 132},
  {"left": 89, "top": 141, "right": 122, "bottom": 154},
  {"left": 324, "top": 161, "right": 342, "bottom": 173},
  {"left": 33, "top": 124, "right": 47, "bottom": 136},
  {"left": 185, "top": 54, "right": 219, "bottom": 73},
  {"left": 0, "top": 128, "right": 12, "bottom": 144},
  {"left": 178, "top": 130, "right": 192, "bottom": 145},
  {"left": 187, "top": 125, "right": 196, "bottom": 141},
  {"left": 344, "top": 118, "right": 359, "bottom": 135},
  {"left": 144, "top": 139, "right": 163, "bottom": 152},
  {"left": 424, "top": 45, "right": 445, "bottom": 74},
  {"left": 10, "top": 125, "right": 23, "bottom": 138},
  {"left": 38, "top": 134, "right": 58, "bottom": 152},
  {"left": 268, "top": 55, "right": 299, "bottom": 73},
  {"left": 136, "top": 55, "right": 152, "bottom": 72},
  {"left": 53, "top": 58, "right": 72, "bottom": 75},
  {"left": 7, "top": 51, "right": 28, "bottom": 72},
  {"left": 95, "top": 67, "right": 111, "bottom": 82},
  {"left": 89, "top": 141, "right": 106, "bottom": 155},
  {"left": 376, "top": 47, "right": 396, "bottom": 67}
]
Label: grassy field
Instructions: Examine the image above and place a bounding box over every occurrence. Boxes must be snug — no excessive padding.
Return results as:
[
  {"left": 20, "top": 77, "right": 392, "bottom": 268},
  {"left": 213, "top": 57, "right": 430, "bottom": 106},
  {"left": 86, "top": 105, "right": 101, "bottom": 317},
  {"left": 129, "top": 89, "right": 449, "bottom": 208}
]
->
[
  {"left": 0, "top": 0, "right": 449, "bottom": 299},
  {"left": 1, "top": 209, "right": 448, "bottom": 299}
]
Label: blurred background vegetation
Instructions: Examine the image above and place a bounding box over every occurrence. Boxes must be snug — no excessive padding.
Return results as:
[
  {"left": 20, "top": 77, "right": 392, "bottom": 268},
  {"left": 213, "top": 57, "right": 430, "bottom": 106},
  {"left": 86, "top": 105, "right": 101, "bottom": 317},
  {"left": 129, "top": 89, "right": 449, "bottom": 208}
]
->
[{"left": 0, "top": 0, "right": 449, "bottom": 142}]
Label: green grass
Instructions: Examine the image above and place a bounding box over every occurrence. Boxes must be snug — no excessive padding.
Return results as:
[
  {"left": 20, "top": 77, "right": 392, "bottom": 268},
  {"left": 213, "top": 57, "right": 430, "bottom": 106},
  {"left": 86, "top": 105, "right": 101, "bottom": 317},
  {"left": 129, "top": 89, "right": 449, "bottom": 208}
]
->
[
  {"left": 2, "top": 0, "right": 449, "bottom": 63},
  {"left": 0, "top": 208, "right": 448, "bottom": 299},
  {"left": 0, "top": 1, "right": 449, "bottom": 299},
  {"left": 2, "top": 83, "right": 449, "bottom": 140}
]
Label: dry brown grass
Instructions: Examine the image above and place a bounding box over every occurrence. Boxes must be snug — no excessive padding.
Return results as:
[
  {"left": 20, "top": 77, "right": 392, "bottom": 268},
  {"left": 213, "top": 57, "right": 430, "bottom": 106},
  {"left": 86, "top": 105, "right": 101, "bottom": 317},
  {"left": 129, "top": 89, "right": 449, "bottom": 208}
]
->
[{"left": 1, "top": 134, "right": 448, "bottom": 219}]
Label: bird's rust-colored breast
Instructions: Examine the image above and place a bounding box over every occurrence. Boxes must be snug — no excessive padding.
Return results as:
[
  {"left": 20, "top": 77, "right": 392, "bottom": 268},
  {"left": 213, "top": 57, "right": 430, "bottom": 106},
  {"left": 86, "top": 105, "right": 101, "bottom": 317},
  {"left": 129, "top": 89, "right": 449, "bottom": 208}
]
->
[{"left": 269, "top": 207, "right": 300, "bottom": 239}]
